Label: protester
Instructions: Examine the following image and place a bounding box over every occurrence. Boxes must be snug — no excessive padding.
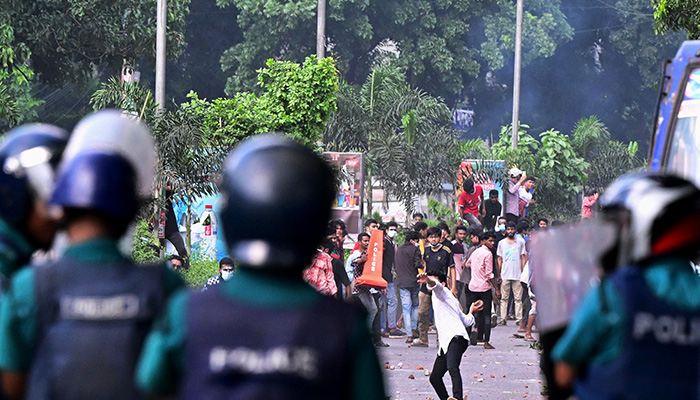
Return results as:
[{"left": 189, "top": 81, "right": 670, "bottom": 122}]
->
[
  {"left": 163, "top": 184, "right": 189, "bottom": 268},
  {"left": 481, "top": 189, "right": 502, "bottom": 231},
  {"left": 412, "top": 212, "right": 425, "bottom": 226},
  {"left": 0, "top": 110, "right": 184, "bottom": 400},
  {"left": 382, "top": 222, "right": 404, "bottom": 338},
  {"left": 320, "top": 238, "right": 350, "bottom": 300},
  {"left": 414, "top": 221, "right": 429, "bottom": 256},
  {"left": 136, "top": 134, "right": 385, "bottom": 398},
  {"left": 414, "top": 227, "right": 454, "bottom": 347},
  {"left": 467, "top": 232, "right": 499, "bottom": 349},
  {"left": 536, "top": 218, "right": 549, "bottom": 229},
  {"left": 457, "top": 178, "right": 483, "bottom": 228},
  {"left": 303, "top": 246, "right": 337, "bottom": 296},
  {"left": 353, "top": 218, "right": 379, "bottom": 251},
  {"left": 202, "top": 257, "right": 236, "bottom": 291},
  {"left": 552, "top": 173, "right": 700, "bottom": 399},
  {"left": 496, "top": 222, "right": 527, "bottom": 326},
  {"left": 505, "top": 168, "right": 527, "bottom": 224},
  {"left": 168, "top": 254, "right": 185, "bottom": 272},
  {"left": 581, "top": 189, "right": 599, "bottom": 219},
  {"left": 394, "top": 230, "right": 423, "bottom": 342},
  {"left": 450, "top": 225, "right": 469, "bottom": 309},
  {"left": 518, "top": 177, "right": 536, "bottom": 217},
  {"left": 419, "top": 272, "right": 483, "bottom": 400}
]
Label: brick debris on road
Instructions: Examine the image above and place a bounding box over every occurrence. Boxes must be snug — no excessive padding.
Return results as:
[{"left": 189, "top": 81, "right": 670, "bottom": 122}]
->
[{"left": 377, "top": 323, "right": 543, "bottom": 400}]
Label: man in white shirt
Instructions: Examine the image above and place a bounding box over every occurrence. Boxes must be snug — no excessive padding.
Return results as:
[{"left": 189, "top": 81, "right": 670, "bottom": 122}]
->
[
  {"left": 496, "top": 222, "right": 528, "bottom": 326},
  {"left": 418, "top": 272, "right": 483, "bottom": 400}
]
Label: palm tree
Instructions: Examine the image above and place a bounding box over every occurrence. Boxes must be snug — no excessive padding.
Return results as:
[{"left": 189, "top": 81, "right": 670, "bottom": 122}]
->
[
  {"left": 90, "top": 78, "right": 229, "bottom": 254},
  {"left": 324, "top": 64, "right": 462, "bottom": 216}
]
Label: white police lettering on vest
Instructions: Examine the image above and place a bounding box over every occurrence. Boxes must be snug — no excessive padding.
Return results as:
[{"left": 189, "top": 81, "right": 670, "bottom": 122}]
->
[
  {"left": 209, "top": 346, "right": 319, "bottom": 380},
  {"left": 60, "top": 295, "right": 140, "bottom": 320},
  {"left": 633, "top": 312, "right": 700, "bottom": 345}
]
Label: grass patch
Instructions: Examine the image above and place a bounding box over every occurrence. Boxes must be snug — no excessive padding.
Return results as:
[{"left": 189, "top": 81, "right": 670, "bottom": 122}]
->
[{"left": 178, "top": 258, "right": 219, "bottom": 288}]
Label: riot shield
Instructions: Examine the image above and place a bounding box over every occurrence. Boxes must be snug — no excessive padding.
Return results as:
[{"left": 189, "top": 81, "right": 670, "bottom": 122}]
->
[{"left": 530, "top": 220, "right": 616, "bottom": 333}]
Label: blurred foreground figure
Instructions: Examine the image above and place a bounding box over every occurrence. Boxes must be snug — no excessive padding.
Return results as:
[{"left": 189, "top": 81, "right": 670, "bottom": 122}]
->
[
  {"left": 551, "top": 173, "right": 700, "bottom": 399},
  {"left": 0, "top": 124, "right": 67, "bottom": 398},
  {"left": 0, "top": 124, "right": 67, "bottom": 278},
  {"left": 137, "top": 134, "right": 386, "bottom": 399},
  {"left": 0, "top": 110, "right": 183, "bottom": 399}
]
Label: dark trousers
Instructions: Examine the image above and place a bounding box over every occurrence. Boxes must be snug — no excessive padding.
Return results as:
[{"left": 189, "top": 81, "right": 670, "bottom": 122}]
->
[
  {"left": 471, "top": 289, "right": 493, "bottom": 342},
  {"left": 540, "top": 327, "right": 573, "bottom": 400},
  {"left": 165, "top": 229, "right": 188, "bottom": 260},
  {"left": 430, "top": 336, "right": 469, "bottom": 400},
  {"left": 371, "top": 292, "right": 382, "bottom": 343},
  {"left": 505, "top": 212, "right": 519, "bottom": 224}
]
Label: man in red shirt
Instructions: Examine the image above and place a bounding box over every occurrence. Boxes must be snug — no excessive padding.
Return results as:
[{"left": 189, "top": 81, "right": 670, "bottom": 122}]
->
[{"left": 458, "top": 179, "right": 483, "bottom": 228}]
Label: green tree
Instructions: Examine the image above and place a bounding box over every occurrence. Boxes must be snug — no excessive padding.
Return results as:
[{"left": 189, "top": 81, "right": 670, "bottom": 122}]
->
[
  {"left": 1, "top": 0, "right": 190, "bottom": 86},
  {"left": 218, "top": 0, "right": 573, "bottom": 101},
  {"left": 183, "top": 56, "right": 338, "bottom": 148},
  {"left": 653, "top": 0, "right": 699, "bottom": 38},
  {"left": 490, "top": 124, "right": 588, "bottom": 221},
  {"left": 324, "top": 63, "right": 462, "bottom": 214},
  {"left": 571, "top": 115, "right": 644, "bottom": 192},
  {"left": 0, "top": 21, "right": 41, "bottom": 128}
]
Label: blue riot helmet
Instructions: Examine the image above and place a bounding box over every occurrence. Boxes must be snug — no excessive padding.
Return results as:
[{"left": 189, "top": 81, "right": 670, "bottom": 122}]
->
[
  {"left": 51, "top": 109, "right": 156, "bottom": 222},
  {"left": 0, "top": 124, "right": 68, "bottom": 228},
  {"left": 219, "top": 134, "right": 335, "bottom": 270}
]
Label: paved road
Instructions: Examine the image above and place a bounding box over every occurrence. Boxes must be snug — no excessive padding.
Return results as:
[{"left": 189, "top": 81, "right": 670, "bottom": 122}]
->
[{"left": 377, "top": 323, "right": 544, "bottom": 400}]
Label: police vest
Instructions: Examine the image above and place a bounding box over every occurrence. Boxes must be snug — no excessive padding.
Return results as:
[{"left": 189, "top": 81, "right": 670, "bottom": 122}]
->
[
  {"left": 27, "top": 259, "right": 166, "bottom": 400},
  {"left": 576, "top": 266, "right": 700, "bottom": 400},
  {"left": 181, "top": 285, "right": 362, "bottom": 400}
]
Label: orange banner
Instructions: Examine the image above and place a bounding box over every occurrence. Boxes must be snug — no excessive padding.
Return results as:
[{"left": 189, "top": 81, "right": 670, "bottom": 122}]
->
[{"left": 356, "top": 230, "right": 388, "bottom": 289}]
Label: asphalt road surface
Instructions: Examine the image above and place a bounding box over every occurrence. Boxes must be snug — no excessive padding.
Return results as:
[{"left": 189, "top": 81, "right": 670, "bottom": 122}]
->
[{"left": 377, "top": 322, "right": 544, "bottom": 400}]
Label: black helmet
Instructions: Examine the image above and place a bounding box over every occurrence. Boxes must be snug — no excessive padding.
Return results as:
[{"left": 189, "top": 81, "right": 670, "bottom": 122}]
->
[
  {"left": 219, "top": 134, "right": 335, "bottom": 269},
  {"left": 0, "top": 124, "right": 68, "bottom": 228},
  {"left": 599, "top": 172, "right": 700, "bottom": 269}
]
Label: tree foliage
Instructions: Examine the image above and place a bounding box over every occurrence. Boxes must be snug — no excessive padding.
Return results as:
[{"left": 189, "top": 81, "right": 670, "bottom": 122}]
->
[
  {"left": 90, "top": 78, "right": 226, "bottom": 203},
  {"left": 182, "top": 56, "right": 338, "bottom": 148},
  {"left": 324, "top": 63, "right": 462, "bottom": 213},
  {"left": 488, "top": 115, "right": 642, "bottom": 221},
  {"left": 1, "top": 0, "right": 190, "bottom": 86},
  {"left": 218, "top": 0, "right": 573, "bottom": 101},
  {"left": 0, "top": 21, "right": 41, "bottom": 128},
  {"left": 653, "top": 0, "right": 700, "bottom": 39}
]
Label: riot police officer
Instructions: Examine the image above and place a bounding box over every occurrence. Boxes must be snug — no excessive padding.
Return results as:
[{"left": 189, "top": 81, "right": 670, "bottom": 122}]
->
[
  {"left": 551, "top": 172, "right": 700, "bottom": 399},
  {"left": 0, "top": 124, "right": 67, "bottom": 280},
  {"left": 136, "top": 134, "right": 386, "bottom": 399},
  {"left": 0, "top": 124, "right": 67, "bottom": 399},
  {"left": 0, "top": 110, "right": 183, "bottom": 399}
]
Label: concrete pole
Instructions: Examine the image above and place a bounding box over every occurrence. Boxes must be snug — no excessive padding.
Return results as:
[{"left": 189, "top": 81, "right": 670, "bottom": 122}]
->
[
  {"left": 155, "top": 0, "right": 167, "bottom": 113},
  {"left": 316, "top": 0, "right": 326, "bottom": 59},
  {"left": 511, "top": 0, "right": 523, "bottom": 149}
]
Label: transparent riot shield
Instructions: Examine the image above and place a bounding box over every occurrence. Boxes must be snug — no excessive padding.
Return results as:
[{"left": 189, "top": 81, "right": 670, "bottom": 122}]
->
[{"left": 530, "top": 220, "right": 616, "bottom": 333}]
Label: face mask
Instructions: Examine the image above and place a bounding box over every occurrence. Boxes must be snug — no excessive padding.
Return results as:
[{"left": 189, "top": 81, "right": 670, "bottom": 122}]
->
[
  {"left": 429, "top": 242, "right": 441, "bottom": 249},
  {"left": 497, "top": 224, "right": 505, "bottom": 232},
  {"left": 414, "top": 242, "right": 420, "bottom": 247},
  {"left": 387, "top": 230, "right": 397, "bottom": 238},
  {"left": 221, "top": 270, "right": 234, "bottom": 281}
]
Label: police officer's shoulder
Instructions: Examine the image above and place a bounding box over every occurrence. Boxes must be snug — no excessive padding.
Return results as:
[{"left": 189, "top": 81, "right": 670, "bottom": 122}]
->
[{"left": 139, "top": 260, "right": 186, "bottom": 294}]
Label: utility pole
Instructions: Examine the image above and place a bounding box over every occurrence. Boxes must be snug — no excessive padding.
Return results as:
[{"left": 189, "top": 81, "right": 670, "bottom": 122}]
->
[
  {"left": 316, "top": 0, "right": 326, "bottom": 59},
  {"left": 155, "top": 0, "right": 167, "bottom": 113},
  {"left": 511, "top": 0, "right": 523, "bottom": 149}
]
